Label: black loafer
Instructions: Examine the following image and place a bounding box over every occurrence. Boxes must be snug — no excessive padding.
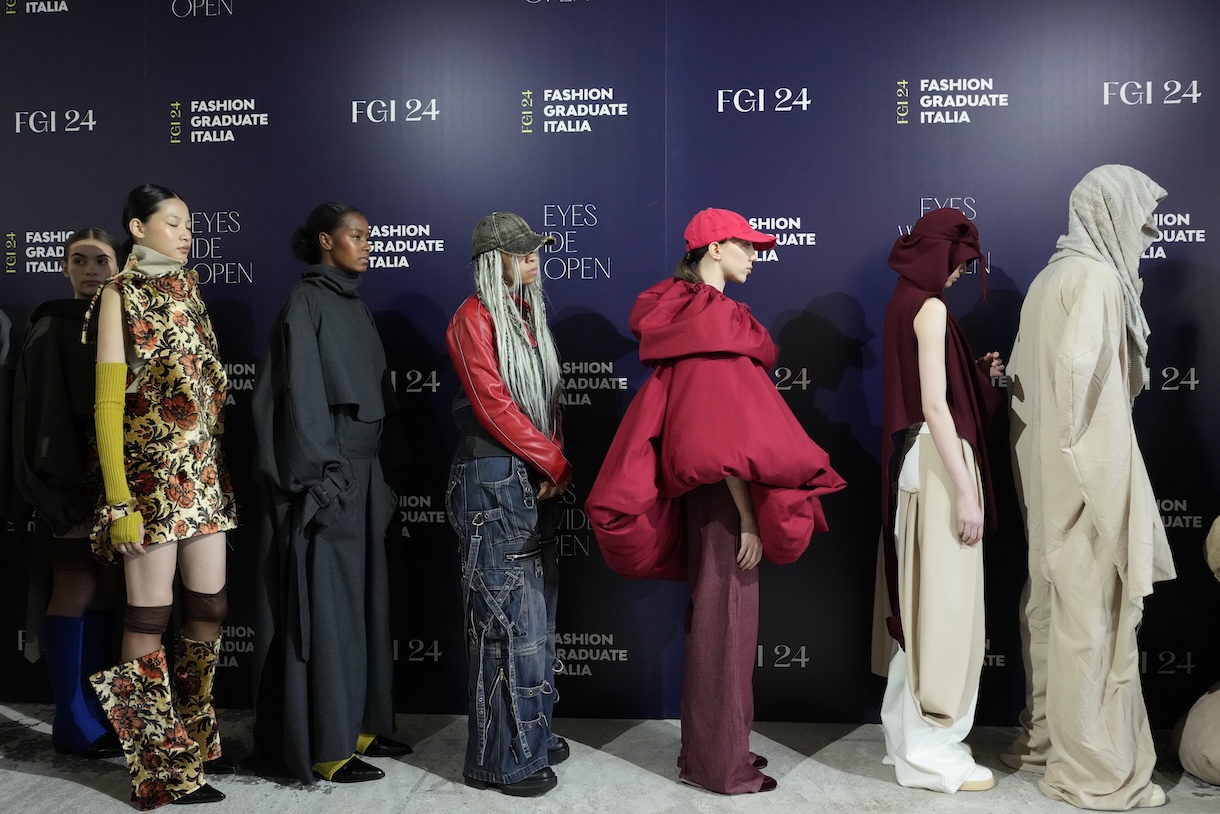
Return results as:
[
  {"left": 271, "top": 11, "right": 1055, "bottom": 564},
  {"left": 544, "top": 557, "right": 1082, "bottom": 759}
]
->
[
  {"left": 203, "top": 756, "right": 237, "bottom": 775},
  {"left": 464, "top": 767, "right": 557, "bottom": 797},
  {"left": 360, "top": 735, "right": 413, "bottom": 757},
  {"left": 171, "top": 783, "right": 226, "bottom": 805},
  {"left": 319, "top": 757, "right": 384, "bottom": 784},
  {"left": 752, "top": 754, "right": 768, "bottom": 770},
  {"left": 547, "top": 737, "right": 570, "bottom": 765},
  {"left": 759, "top": 775, "right": 778, "bottom": 793},
  {"left": 54, "top": 732, "right": 124, "bottom": 759}
]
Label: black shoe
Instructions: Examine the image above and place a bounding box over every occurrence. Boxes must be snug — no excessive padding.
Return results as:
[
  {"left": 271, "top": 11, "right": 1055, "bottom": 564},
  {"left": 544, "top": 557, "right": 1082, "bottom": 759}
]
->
[
  {"left": 171, "top": 783, "right": 226, "bottom": 805},
  {"left": 758, "top": 775, "right": 778, "bottom": 793},
  {"left": 752, "top": 754, "right": 768, "bottom": 770},
  {"left": 203, "top": 756, "right": 237, "bottom": 775},
  {"left": 317, "top": 757, "right": 385, "bottom": 784},
  {"left": 54, "top": 732, "right": 124, "bottom": 759},
  {"left": 464, "top": 767, "right": 557, "bottom": 797},
  {"left": 547, "top": 737, "right": 570, "bottom": 766},
  {"left": 360, "top": 735, "right": 413, "bottom": 757}
]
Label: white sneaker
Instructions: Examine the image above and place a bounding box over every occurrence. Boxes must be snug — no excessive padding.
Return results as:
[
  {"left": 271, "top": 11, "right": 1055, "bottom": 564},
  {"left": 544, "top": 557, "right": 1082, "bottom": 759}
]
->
[
  {"left": 958, "top": 764, "right": 995, "bottom": 792},
  {"left": 1138, "top": 784, "right": 1167, "bottom": 808}
]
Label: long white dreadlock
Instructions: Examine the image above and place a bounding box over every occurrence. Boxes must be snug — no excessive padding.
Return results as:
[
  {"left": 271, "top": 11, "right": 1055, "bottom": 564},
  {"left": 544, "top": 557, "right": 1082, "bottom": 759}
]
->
[{"left": 473, "top": 250, "right": 563, "bottom": 435}]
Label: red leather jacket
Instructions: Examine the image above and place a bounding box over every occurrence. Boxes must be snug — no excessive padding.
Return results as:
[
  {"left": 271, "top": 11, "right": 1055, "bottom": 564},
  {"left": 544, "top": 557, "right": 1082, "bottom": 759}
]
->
[{"left": 446, "top": 294, "right": 571, "bottom": 485}]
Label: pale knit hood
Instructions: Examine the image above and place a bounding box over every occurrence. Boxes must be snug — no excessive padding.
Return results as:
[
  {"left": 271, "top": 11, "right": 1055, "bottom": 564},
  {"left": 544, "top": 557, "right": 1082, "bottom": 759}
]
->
[{"left": 1049, "top": 165, "right": 1166, "bottom": 398}]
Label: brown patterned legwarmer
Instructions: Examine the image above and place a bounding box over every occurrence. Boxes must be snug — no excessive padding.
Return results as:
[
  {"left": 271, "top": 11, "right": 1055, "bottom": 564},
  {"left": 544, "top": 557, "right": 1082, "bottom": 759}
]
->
[
  {"left": 171, "top": 635, "right": 222, "bottom": 761},
  {"left": 90, "top": 648, "right": 205, "bottom": 810}
]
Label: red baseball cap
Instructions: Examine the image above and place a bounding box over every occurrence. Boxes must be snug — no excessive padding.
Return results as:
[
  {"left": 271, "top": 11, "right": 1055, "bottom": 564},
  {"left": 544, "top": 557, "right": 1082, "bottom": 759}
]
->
[{"left": 683, "top": 208, "right": 777, "bottom": 251}]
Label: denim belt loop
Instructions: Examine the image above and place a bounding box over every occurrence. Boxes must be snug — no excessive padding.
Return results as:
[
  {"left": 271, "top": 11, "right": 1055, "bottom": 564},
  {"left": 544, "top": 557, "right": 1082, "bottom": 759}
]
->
[
  {"left": 461, "top": 512, "right": 485, "bottom": 631},
  {"left": 518, "top": 463, "right": 536, "bottom": 510}
]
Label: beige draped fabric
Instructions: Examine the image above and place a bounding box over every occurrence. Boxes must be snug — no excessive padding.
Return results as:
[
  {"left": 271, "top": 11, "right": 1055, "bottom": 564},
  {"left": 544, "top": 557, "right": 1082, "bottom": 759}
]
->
[
  {"left": 1005, "top": 254, "right": 1175, "bottom": 810},
  {"left": 1177, "top": 522, "right": 1220, "bottom": 786},
  {"left": 876, "top": 429, "right": 989, "bottom": 792},
  {"left": 895, "top": 433, "right": 986, "bottom": 727},
  {"left": 1179, "top": 686, "right": 1220, "bottom": 786}
]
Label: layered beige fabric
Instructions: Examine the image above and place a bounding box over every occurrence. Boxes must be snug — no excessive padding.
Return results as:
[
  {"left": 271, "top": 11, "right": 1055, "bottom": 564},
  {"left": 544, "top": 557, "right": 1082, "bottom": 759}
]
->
[
  {"left": 896, "top": 432, "right": 986, "bottom": 728},
  {"left": 1206, "top": 516, "right": 1220, "bottom": 581},
  {"left": 878, "top": 430, "right": 989, "bottom": 792},
  {"left": 1005, "top": 254, "right": 1175, "bottom": 810},
  {"left": 1179, "top": 523, "right": 1220, "bottom": 785},
  {"left": 1179, "top": 685, "right": 1220, "bottom": 786}
]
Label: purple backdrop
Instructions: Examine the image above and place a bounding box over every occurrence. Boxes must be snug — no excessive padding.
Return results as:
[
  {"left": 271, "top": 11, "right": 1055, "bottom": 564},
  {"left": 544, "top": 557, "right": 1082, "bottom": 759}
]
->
[{"left": 2, "top": 0, "right": 1217, "bottom": 728}]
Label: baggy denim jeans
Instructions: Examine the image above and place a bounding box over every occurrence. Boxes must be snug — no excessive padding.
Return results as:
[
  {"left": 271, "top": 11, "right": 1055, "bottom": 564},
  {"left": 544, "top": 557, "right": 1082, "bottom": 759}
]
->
[{"left": 446, "top": 455, "right": 559, "bottom": 784}]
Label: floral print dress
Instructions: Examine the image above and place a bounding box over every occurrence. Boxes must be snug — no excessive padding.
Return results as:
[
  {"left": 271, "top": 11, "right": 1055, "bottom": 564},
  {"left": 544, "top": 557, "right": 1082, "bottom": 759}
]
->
[{"left": 85, "top": 244, "right": 237, "bottom": 561}]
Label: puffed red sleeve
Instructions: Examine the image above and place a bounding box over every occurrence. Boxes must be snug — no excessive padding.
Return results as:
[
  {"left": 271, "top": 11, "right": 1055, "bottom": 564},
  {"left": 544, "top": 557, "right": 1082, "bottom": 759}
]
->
[{"left": 446, "top": 297, "right": 571, "bottom": 485}]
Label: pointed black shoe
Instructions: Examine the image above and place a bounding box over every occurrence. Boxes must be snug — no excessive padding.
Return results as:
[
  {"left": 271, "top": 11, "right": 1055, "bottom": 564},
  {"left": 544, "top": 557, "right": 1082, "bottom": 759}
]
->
[
  {"left": 318, "top": 757, "right": 385, "bottom": 783},
  {"left": 547, "top": 737, "right": 570, "bottom": 765},
  {"left": 359, "top": 735, "right": 413, "bottom": 757},
  {"left": 171, "top": 783, "right": 226, "bottom": 805},
  {"left": 464, "top": 767, "right": 557, "bottom": 797}
]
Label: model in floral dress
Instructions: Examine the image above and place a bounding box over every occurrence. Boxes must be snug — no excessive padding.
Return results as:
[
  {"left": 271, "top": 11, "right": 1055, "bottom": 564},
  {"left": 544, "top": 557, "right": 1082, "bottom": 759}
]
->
[
  {"left": 86, "top": 184, "right": 236, "bottom": 809},
  {"left": 87, "top": 244, "right": 235, "bottom": 553}
]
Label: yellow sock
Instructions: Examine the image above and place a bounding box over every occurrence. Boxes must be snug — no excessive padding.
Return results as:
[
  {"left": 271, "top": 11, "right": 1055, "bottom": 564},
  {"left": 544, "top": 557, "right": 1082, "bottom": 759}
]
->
[
  {"left": 355, "top": 733, "right": 376, "bottom": 754},
  {"left": 313, "top": 756, "right": 352, "bottom": 780}
]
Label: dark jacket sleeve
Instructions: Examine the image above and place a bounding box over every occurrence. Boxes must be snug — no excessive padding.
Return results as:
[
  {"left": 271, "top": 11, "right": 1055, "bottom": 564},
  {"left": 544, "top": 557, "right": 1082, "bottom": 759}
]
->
[
  {"left": 12, "top": 317, "right": 93, "bottom": 534},
  {"left": 251, "top": 295, "right": 353, "bottom": 524}
]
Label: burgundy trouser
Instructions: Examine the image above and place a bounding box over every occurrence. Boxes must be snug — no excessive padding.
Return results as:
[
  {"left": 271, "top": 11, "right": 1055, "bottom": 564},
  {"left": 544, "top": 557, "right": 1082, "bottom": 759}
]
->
[{"left": 677, "top": 482, "right": 765, "bottom": 794}]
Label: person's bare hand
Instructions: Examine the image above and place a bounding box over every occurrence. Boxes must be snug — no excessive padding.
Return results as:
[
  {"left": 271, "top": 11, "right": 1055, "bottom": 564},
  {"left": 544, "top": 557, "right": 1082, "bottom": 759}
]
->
[
  {"left": 956, "top": 498, "right": 984, "bottom": 546},
  {"left": 737, "top": 529, "right": 763, "bottom": 569},
  {"left": 979, "top": 351, "right": 1005, "bottom": 378},
  {"left": 538, "top": 477, "right": 570, "bottom": 500}
]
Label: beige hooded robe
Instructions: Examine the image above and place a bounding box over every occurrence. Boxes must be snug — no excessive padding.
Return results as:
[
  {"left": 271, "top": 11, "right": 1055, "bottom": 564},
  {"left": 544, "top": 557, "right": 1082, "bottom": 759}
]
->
[{"left": 1005, "top": 165, "right": 1176, "bottom": 810}]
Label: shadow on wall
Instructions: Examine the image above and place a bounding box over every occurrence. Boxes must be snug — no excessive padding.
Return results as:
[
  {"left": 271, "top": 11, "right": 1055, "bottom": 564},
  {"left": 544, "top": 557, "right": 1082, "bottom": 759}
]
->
[
  {"left": 762, "top": 293, "right": 886, "bottom": 723},
  {"left": 200, "top": 295, "right": 261, "bottom": 710},
  {"left": 1138, "top": 259, "right": 1220, "bottom": 727},
  {"left": 550, "top": 308, "right": 691, "bottom": 720},
  {"left": 375, "top": 292, "right": 457, "bottom": 496},
  {"left": 375, "top": 293, "right": 467, "bottom": 715},
  {"left": 951, "top": 263, "right": 1023, "bottom": 361}
]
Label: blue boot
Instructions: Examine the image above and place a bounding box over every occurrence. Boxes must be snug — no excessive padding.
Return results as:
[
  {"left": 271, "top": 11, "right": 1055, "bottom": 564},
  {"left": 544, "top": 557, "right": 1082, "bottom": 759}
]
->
[
  {"left": 43, "top": 614, "right": 121, "bottom": 757},
  {"left": 81, "top": 610, "right": 116, "bottom": 687}
]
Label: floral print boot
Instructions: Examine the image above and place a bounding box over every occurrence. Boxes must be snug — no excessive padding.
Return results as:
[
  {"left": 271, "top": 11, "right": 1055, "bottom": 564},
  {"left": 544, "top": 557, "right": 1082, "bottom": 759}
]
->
[
  {"left": 171, "top": 636, "right": 222, "bottom": 761},
  {"left": 90, "top": 648, "right": 205, "bottom": 809}
]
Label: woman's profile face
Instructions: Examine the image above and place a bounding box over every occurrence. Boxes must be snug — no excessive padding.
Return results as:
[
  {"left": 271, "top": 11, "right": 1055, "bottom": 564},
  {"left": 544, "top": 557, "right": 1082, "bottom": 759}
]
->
[
  {"left": 944, "top": 262, "right": 967, "bottom": 289},
  {"left": 62, "top": 238, "right": 117, "bottom": 300},
  {"left": 132, "top": 197, "right": 192, "bottom": 261},
  {"left": 718, "top": 238, "right": 757, "bottom": 285},
  {"left": 321, "top": 213, "right": 371, "bottom": 273},
  {"left": 501, "top": 250, "right": 539, "bottom": 287}
]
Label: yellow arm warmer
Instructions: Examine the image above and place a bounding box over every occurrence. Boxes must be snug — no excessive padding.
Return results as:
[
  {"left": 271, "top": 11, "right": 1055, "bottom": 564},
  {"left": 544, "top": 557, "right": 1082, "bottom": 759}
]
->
[{"left": 94, "top": 362, "right": 142, "bottom": 545}]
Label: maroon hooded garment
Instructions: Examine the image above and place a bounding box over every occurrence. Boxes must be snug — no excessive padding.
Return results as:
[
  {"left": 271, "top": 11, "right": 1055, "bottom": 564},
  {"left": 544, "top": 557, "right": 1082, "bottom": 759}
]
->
[
  {"left": 880, "top": 208, "right": 1002, "bottom": 642},
  {"left": 587, "top": 279, "right": 846, "bottom": 580}
]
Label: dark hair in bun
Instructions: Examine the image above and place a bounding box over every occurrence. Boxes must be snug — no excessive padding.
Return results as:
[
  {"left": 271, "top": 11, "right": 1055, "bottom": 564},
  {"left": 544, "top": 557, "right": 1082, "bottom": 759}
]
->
[
  {"left": 120, "top": 183, "right": 182, "bottom": 263},
  {"left": 291, "top": 202, "right": 363, "bottom": 263}
]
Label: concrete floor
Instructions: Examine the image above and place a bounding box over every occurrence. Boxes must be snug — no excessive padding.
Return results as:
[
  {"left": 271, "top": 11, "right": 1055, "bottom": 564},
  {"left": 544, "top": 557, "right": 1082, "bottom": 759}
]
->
[{"left": 2, "top": 703, "right": 1217, "bottom": 813}]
